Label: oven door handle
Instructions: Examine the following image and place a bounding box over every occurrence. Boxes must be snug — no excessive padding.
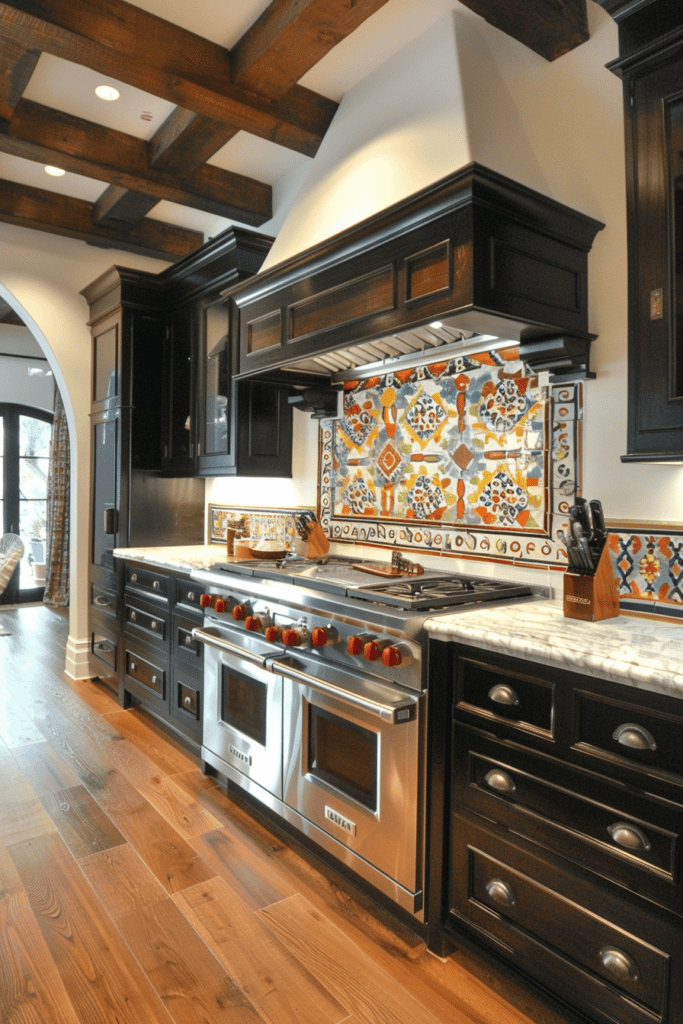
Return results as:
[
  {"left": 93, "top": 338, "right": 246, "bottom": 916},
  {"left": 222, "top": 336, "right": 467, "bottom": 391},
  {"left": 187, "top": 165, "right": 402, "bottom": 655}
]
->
[
  {"left": 191, "top": 627, "right": 269, "bottom": 667},
  {"left": 267, "top": 655, "right": 418, "bottom": 724}
]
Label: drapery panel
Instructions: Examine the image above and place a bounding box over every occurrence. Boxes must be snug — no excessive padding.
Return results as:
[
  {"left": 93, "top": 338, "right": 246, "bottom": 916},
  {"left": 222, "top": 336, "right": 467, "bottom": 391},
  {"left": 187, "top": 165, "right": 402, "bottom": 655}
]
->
[{"left": 43, "top": 388, "right": 70, "bottom": 606}]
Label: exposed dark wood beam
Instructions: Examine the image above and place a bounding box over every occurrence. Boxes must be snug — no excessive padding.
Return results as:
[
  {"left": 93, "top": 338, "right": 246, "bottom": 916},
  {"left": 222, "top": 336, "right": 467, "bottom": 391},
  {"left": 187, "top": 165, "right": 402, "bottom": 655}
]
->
[
  {"left": 1, "top": 99, "right": 273, "bottom": 224},
  {"left": 457, "top": 0, "right": 589, "bottom": 61},
  {"left": 0, "top": 1, "right": 338, "bottom": 156},
  {"left": 0, "top": 36, "right": 37, "bottom": 123},
  {"left": 232, "top": 0, "right": 391, "bottom": 99},
  {"left": 0, "top": 177, "right": 202, "bottom": 260},
  {"left": 148, "top": 108, "right": 239, "bottom": 177}
]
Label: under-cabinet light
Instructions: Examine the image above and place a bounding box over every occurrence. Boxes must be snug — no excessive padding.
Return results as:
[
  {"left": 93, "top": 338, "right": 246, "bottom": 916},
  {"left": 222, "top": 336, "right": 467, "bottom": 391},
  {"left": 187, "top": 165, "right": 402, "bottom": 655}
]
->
[
  {"left": 44, "top": 166, "right": 65, "bottom": 177},
  {"left": 95, "top": 85, "right": 120, "bottom": 101}
]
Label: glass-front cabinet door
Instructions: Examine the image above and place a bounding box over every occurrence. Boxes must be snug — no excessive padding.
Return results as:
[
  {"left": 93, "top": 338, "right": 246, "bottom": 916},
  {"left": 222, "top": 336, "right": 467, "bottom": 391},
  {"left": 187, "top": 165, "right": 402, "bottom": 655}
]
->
[{"left": 198, "top": 296, "right": 235, "bottom": 475}]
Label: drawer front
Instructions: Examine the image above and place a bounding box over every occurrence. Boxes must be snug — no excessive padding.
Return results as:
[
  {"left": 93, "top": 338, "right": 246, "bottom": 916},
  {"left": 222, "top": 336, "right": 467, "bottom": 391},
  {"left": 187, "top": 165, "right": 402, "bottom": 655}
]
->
[
  {"left": 125, "top": 564, "right": 170, "bottom": 603},
  {"left": 125, "top": 599, "right": 168, "bottom": 646},
  {"left": 453, "top": 734, "right": 682, "bottom": 911},
  {"left": 173, "top": 612, "right": 204, "bottom": 669},
  {"left": 91, "top": 631, "right": 117, "bottom": 673},
  {"left": 91, "top": 583, "right": 119, "bottom": 620},
  {"left": 175, "top": 577, "right": 204, "bottom": 614},
  {"left": 124, "top": 647, "right": 166, "bottom": 699},
  {"left": 575, "top": 690, "right": 683, "bottom": 787},
  {"left": 454, "top": 653, "right": 554, "bottom": 739},
  {"left": 450, "top": 816, "right": 678, "bottom": 1024},
  {"left": 170, "top": 673, "right": 202, "bottom": 739}
]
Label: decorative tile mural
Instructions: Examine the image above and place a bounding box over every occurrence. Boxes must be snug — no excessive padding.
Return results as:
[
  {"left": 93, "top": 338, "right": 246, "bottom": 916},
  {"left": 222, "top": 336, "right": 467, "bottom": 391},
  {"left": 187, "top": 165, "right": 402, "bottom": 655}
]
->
[
  {"left": 607, "top": 525, "right": 683, "bottom": 620},
  {"left": 319, "top": 348, "right": 581, "bottom": 569},
  {"left": 208, "top": 504, "right": 313, "bottom": 548}
]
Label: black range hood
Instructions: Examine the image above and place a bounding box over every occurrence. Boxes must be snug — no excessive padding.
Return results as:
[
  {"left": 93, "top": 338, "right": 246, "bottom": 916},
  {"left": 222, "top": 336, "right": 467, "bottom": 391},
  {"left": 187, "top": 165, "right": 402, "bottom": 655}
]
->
[{"left": 230, "top": 163, "right": 604, "bottom": 385}]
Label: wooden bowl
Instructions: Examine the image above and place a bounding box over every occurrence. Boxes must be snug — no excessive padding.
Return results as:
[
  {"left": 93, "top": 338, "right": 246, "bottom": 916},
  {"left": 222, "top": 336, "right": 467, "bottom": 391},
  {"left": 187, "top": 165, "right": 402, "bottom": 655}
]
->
[{"left": 252, "top": 548, "right": 287, "bottom": 560}]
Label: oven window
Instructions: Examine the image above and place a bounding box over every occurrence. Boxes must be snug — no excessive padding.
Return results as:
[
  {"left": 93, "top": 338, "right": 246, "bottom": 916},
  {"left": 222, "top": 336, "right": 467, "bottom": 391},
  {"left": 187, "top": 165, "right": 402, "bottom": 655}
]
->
[
  {"left": 221, "top": 666, "right": 267, "bottom": 746},
  {"left": 308, "top": 705, "right": 377, "bottom": 811}
]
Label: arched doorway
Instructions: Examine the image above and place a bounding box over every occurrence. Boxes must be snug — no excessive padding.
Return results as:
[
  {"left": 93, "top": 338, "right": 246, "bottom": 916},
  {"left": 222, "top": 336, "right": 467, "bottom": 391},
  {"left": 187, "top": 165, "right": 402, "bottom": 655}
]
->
[{"left": 0, "top": 402, "right": 53, "bottom": 604}]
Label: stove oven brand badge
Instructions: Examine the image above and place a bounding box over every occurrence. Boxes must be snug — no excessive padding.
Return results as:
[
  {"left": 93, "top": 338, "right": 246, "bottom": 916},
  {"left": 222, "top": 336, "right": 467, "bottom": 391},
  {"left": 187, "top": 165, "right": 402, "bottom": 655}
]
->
[
  {"left": 229, "top": 744, "right": 252, "bottom": 766},
  {"left": 325, "top": 805, "right": 357, "bottom": 836}
]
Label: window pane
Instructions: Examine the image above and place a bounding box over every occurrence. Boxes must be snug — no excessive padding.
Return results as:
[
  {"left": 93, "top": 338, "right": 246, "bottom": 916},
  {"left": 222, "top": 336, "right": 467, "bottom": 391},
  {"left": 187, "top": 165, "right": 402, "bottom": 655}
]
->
[{"left": 20, "top": 415, "right": 51, "bottom": 458}]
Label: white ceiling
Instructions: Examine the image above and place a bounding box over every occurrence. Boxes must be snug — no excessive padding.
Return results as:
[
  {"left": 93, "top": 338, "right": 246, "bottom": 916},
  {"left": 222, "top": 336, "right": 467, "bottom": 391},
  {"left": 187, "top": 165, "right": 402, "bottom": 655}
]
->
[{"left": 0, "top": 0, "right": 466, "bottom": 242}]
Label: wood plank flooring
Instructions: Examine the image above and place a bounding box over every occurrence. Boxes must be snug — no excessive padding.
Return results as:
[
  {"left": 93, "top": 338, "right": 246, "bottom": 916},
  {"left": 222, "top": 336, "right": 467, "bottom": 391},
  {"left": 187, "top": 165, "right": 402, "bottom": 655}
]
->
[{"left": 0, "top": 604, "right": 572, "bottom": 1024}]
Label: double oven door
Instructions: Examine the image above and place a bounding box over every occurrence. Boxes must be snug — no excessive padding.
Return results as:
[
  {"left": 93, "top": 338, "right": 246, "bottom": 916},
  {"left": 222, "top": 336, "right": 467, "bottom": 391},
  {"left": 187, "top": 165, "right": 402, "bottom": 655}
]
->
[{"left": 198, "top": 622, "right": 424, "bottom": 911}]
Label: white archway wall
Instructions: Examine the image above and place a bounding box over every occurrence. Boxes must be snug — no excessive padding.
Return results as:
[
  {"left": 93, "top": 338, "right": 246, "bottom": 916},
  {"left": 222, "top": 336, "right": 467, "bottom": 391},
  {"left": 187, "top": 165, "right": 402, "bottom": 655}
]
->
[{"left": 0, "top": 223, "right": 169, "bottom": 676}]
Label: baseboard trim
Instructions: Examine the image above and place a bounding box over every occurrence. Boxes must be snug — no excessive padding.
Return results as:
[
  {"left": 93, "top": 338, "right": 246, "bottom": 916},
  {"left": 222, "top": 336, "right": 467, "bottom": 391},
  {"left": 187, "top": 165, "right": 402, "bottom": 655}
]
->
[{"left": 63, "top": 635, "right": 93, "bottom": 681}]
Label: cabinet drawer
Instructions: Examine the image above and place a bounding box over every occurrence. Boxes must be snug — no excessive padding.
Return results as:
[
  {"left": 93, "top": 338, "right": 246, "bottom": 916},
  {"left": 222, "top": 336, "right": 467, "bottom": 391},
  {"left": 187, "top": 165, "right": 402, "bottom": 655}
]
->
[
  {"left": 125, "top": 564, "right": 170, "bottom": 603},
  {"left": 124, "top": 647, "right": 166, "bottom": 699},
  {"left": 91, "top": 583, "right": 119, "bottom": 620},
  {"left": 124, "top": 599, "right": 168, "bottom": 646},
  {"left": 91, "top": 631, "right": 117, "bottom": 672},
  {"left": 173, "top": 612, "right": 204, "bottom": 668},
  {"left": 454, "top": 734, "right": 683, "bottom": 912},
  {"left": 575, "top": 689, "right": 683, "bottom": 788},
  {"left": 454, "top": 653, "right": 554, "bottom": 740},
  {"left": 450, "top": 816, "right": 680, "bottom": 1024},
  {"left": 175, "top": 577, "right": 204, "bottom": 614}
]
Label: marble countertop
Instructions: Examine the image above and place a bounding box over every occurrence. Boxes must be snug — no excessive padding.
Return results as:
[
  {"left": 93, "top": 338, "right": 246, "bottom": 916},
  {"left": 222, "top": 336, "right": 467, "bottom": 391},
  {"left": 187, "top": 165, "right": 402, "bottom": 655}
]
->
[
  {"left": 426, "top": 597, "right": 683, "bottom": 701},
  {"left": 113, "top": 546, "right": 683, "bottom": 703}
]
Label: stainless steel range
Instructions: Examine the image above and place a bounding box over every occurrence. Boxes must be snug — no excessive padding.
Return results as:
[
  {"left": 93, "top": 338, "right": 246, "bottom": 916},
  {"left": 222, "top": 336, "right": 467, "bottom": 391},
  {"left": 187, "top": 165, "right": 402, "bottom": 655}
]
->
[{"left": 191, "top": 553, "right": 533, "bottom": 919}]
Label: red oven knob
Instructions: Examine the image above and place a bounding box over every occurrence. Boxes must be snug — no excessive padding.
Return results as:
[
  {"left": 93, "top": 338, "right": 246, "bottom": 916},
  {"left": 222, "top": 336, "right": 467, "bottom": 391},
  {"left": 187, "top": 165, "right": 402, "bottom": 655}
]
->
[
  {"left": 364, "top": 639, "right": 390, "bottom": 662},
  {"left": 282, "top": 627, "right": 308, "bottom": 647},
  {"left": 265, "top": 625, "right": 281, "bottom": 642},
  {"left": 311, "top": 626, "right": 339, "bottom": 647},
  {"left": 214, "top": 598, "right": 226, "bottom": 614},
  {"left": 381, "top": 643, "right": 414, "bottom": 668},
  {"left": 347, "top": 633, "right": 374, "bottom": 656},
  {"left": 244, "top": 615, "right": 262, "bottom": 632},
  {"left": 200, "top": 593, "right": 213, "bottom": 608},
  {"left": 232, "top": 604, "right": 247, "bottom": 621}
]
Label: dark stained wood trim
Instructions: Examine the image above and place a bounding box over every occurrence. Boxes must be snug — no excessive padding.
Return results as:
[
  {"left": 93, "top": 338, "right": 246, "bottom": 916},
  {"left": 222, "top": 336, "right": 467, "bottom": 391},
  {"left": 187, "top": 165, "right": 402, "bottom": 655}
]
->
[
  {"left": 0, "top": 1, "right": 338, "bottom": 156},
  {"left": 457, "top": 0, "right": 589, "bottom": 60},
  {"left": 92, "top": 186, "right": 158, "bottom": 227},
  {"left": 148, "top": 108, "right": 238, "bottom": 177},
  {"left": 1, "top": 99, "right": 273, "bottom": 224},
  {"left": 231, "top": 0, "right": 391, "bottom": 98},
  {"left": 0, "top": 35, "right": 37, "bottom": 123},
  {"left": 0, "top": 177, "right": 203, "bottom": 259}
]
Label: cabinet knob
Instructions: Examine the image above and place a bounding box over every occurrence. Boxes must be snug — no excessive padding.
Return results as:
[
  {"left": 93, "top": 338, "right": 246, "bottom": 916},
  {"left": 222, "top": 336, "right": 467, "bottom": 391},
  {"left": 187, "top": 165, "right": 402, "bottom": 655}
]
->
[
  {"left": 598, "top": 946, "right": 639, "bottom": 982},
  {"left": 188, "top": 591, "right": 195, "bottom": 602},
  {"left": 485, "top": 878, "right": 516, "bottom": 907},
  {"left": 151, "top": 675, "right": 158, "bottom": 685},
  {"left": 612, "top": 723, "right": 657, "bottom": 751},
  {"left": 484, "top": 769, "right": 517, "bottom": 795},
  {"left": 151, "top": 620, "right": 158, "bottom": 631},
  {"left": 130, "top": 661, "right": 137, "bottom": 672},
  {"left": 607, "top": 822, "right": 652, "bottom": 852},
  {"left": 488, "top": 684, "right": 520, "bottom": 707},
  {"left": 184, "top": 635, "right": 193, "bottom": 646},
  {"left": 153, "top": 580, "right": 160, "bottom": 590},
  {"left": 129, "top": 611, "right": 137, "bottom": 622},
  {"left": 131, "top": 573, "right": 138, "bottom": 583},
  {"left": 183, "top": 695, "right": 193, "bottom": 707}
]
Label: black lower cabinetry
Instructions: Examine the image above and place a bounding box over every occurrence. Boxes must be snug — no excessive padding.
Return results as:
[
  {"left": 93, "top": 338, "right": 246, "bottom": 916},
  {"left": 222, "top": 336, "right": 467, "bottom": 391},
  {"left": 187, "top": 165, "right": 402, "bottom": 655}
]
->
[
  {"left": 427, "top": 641, "right": 683, "bottom": 1024},
  {"left": 120, "top": 562, "right": 204, "bottom": 751}
]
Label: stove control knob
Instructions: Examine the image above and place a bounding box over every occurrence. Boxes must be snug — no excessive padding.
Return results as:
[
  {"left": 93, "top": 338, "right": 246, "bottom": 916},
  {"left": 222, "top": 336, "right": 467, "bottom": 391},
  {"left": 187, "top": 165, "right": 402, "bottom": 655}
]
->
[
  {"left": 232, "top": 604, "right": 247, "bottom": 621},
  {"left": 282, "top": 627, "right": 310, "bottom": 648},
  {"left": 265, "top": 625, "right": 281, "bottom": 643},
  {"left": 244, "top": 615, "right": 263, "bottom": 633},
  {"left": 214, "top": 598, "right": 226, "bottom": 614},
  {"left": 311, "top": 626, "right": 339, "bottom": 648},
  {"left": 347, "top": 633, "right": 375, "bottom": 656},
  {"left": 381, "top": 643, "right": 414, "bottom": 668},
  {"left": 364, "top": 638, "right": 391, "bottom": 662},
  {"left": 200, "top": 593, "right": 214, "bottom": 608}
]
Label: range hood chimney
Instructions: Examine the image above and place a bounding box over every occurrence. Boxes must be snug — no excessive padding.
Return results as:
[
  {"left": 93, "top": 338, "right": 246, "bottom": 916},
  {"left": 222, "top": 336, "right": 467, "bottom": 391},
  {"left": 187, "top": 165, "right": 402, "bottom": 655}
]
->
[{"left": 227, "top": 13, "right": 604, "bottom": 386}]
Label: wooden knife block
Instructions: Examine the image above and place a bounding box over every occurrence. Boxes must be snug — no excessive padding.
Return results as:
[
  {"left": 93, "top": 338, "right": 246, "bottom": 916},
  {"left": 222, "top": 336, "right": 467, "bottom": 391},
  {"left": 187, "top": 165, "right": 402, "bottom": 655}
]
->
[
  {"left": 563, "top": 542, "right": 619, "bottom": 622},
  {"left": 304, "top": 522, "right": 330, "bottom": 558}
]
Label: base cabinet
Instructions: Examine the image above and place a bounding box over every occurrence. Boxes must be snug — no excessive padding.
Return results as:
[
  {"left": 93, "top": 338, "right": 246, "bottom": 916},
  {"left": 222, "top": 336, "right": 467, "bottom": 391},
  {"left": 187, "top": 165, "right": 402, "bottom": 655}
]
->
[
  {"left": 120, "top": 562, "right": 204, "bottom": 750},
  {"left": 428, "top": 642, "right": 683, "bottom": 1024}
]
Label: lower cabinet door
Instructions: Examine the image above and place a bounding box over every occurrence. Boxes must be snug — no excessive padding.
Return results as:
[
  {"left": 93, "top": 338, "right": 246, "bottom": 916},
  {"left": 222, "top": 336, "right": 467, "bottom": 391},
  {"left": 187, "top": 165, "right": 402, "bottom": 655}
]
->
[
  {"left": 170, "top": 671, "right": 202, "bottom": 744},
  {"left": 449, "top": 814, "right": 682, "bottom": 1024},
  {"left": 90, "top": 629, "right": 119, "bottom": 692}
]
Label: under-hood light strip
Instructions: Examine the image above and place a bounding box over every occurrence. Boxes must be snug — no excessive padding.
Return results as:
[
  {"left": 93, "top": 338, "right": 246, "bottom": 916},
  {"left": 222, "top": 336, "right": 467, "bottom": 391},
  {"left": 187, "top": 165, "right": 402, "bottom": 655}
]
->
[{"left": 330, "top": 335, "right": 517, "bottom": 383}]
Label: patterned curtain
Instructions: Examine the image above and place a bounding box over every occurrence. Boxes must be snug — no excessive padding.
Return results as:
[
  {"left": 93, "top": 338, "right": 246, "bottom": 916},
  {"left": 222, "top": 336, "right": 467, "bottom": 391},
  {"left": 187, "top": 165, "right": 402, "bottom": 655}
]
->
[{"left": 43, "top": 388, "right": 70, "bottom": 606}]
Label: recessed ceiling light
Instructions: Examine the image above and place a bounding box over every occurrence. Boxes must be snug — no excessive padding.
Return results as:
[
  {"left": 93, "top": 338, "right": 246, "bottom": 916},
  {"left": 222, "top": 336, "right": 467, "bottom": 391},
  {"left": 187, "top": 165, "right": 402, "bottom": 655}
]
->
[
  {"left": 45, "top": 166, "right": 66, "bottom": 177},
  {"left": 95, "top": 85, "right": 120, "bottom": 101}
]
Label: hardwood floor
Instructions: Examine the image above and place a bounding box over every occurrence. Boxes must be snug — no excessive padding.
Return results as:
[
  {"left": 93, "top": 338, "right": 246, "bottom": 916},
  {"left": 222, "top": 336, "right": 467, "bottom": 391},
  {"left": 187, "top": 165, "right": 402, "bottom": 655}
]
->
[{"left": 0, "top": 604, "right": 572, "bottom": 1024}]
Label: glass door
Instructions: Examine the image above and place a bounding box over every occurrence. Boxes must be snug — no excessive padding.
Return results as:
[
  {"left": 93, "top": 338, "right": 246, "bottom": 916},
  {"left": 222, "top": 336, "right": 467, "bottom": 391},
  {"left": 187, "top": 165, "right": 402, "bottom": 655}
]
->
[{"left": 0, "top": 404, "right": 53, "bottom": 604}]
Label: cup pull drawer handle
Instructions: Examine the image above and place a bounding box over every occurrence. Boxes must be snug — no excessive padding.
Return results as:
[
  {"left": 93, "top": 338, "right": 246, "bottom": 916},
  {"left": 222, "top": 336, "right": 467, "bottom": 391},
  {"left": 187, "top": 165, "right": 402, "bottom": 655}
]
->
[
  {"left": 608, "top": 822, "right": 652, "bottom": 852},
  {"left": 612, "top": 723, "right": 657, "bottom": 751},
  {"left": 484, "top": 769, "right": 517, "bottom": 795},
  {"left": 599, "top": 946, "right": 639, "bottom": 982},
  {"left": 94, "top": 595, "right": 111, "bottom": 607},
  {"left": 488, "top": 684, "right": 520, "bottom": 706},
  {"left": 485, "top": 879, "right": 516, "bottom": 907}
]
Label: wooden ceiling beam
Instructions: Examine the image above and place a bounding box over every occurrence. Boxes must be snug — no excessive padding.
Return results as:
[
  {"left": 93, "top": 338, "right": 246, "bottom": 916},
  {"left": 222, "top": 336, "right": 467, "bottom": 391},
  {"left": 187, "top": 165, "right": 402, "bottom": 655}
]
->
[
  {"left": 0, "top": 36, "right": 38, "bottom": 123},
  {"left": 0, "top": 1, "right": 338, "bottom": 156},
  {"left": 231, "top": 0, "right": 391, "bottom": 99},
  {"left": 1, "top": 99, "right": 273, "bottom": 224},
  {"left": 148, "top": 108, "right": 239, "bottom": 177},
  {"left": 457, "top": 0, "right": 589, "bottom": 61},
  {"left": 0, "top": 177, "right": 202, "bottom": 260}
]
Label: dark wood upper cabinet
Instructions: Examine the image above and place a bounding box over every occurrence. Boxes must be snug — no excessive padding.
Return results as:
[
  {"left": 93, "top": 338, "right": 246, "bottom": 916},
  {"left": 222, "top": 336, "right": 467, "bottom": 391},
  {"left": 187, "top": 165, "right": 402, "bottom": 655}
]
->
[{"left": 601, "top": 1, "right": 683, "bottom": 461}]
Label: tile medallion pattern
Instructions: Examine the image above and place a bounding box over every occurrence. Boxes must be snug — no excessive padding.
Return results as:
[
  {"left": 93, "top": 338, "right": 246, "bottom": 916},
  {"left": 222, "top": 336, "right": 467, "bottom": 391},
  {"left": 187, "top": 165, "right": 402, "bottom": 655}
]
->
[
  {"left": 607, "top": 526, "right": 683, "bottom": 620},
  {"left": 319, "top": 348, "right": 581, "bottom": 569}
]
